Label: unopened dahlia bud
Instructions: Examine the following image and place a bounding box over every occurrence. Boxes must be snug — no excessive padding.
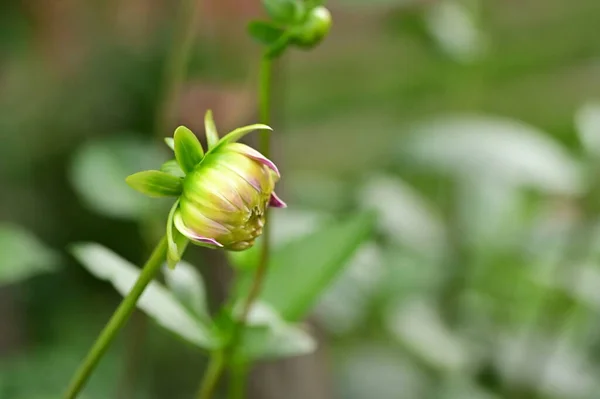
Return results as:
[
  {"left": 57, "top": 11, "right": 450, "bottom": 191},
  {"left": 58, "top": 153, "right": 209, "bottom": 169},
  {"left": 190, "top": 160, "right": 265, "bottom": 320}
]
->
[
  {"left": 126, "top": 110, "right": 286, "bottom": 267},
  {"left": 291, "top": 6, "right": 332, "bottom": 49}
]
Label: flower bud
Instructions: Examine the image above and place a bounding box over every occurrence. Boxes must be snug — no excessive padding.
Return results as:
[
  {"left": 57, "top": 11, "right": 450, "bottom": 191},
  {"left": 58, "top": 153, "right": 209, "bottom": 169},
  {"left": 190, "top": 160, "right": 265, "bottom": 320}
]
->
[
  {"left": 176, "top": 142, "right": 286, "bottom": 251},
  {"left": 291, "top": 6, "right": 332, "bottom": 49}
]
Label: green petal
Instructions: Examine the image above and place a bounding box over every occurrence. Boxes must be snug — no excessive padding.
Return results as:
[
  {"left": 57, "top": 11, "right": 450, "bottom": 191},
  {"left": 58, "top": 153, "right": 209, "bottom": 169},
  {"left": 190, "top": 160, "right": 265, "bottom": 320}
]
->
[
  {"left": 164, "top": 137, "right": 175, "bottom": 151},
  {"left": 167, "top": 199, "right": 189, "bottom": 269},
  {"left": 174, "top": 126, "right": 204, "bottom": 174},
  {"left": 217, "top": 124, "right": 273, "bottom": 148},
  {"left": 161, "top": 159, "right": 186, "bottom": 178},
  {"left": 125, "top": 170, "right": 183, "bottom": 197},
  {"left": 204, "top": 110, "right": 220, "bottom": 150}
]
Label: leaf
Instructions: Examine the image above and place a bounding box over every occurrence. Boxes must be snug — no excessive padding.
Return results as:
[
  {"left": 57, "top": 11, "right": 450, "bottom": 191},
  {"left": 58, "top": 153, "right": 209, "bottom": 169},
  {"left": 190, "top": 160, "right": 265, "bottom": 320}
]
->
[
  {"left": 69, "top": 136, "right": 168, "bottom": 220},
  {"left": 236, "top": 303, "right": 316, "bottom": 361},
  {"left": 160, "top": 159, "right": 185, "bottom": 178},
  {"left": 217, "top": 124, "right": 272, "bottom": 147},
  {"left": 262, "top": 0, "right": 302, "bottom": 24},
  {"left": 400, "top": 115, "right": 584, "bottom": 195},
  {"left": 575, "top": 102, "right": 600, "bottom": 158},
  {"left": 164, "top": 137, "right": 175, "bottom": 151},
  {"left": 163, "top": 261, "right": 210, "bottom": 322},
  {"left": 125, "top": 170, "right": 183, "bottom": 197},
  {"left": 238, "top": 211, "right": 376, "bottom": 321},
  {"left": 248, "top": 21, "right": 286, "bottom": 45},
  {"left": 204, "top": 110, "right": 220, "bottom": 150},
  {"left": 174, "top": 126, "right": 204, "bottom": 174},
  {"left": 71, "top": 243, "right": 218, "bottom": 349},
  {"left": 0, "top": 224, "right": 59, "bottom": 285}
]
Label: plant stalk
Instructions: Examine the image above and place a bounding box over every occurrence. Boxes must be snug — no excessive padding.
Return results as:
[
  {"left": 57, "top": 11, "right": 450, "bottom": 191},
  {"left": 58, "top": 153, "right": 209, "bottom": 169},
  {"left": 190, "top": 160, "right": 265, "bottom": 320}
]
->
[
  {"left": 63, "top": 237, "right": 168, "bottom": 399},
  {"left": 195, "top": 54, "right": 274, "bottom": 399}
]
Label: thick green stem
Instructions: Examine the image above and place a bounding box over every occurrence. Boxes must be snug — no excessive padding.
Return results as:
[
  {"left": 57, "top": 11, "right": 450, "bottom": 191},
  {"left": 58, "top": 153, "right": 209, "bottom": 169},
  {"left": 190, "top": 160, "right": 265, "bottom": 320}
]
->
[
  {"left": 196, "top": 351, "right": 226, "bottom": 399},
  {"left": 229, "top": 362, "right": 249, "bottom": 399},
  {"left": 63, "top": 237, "right": 168, "bottom": 399}
]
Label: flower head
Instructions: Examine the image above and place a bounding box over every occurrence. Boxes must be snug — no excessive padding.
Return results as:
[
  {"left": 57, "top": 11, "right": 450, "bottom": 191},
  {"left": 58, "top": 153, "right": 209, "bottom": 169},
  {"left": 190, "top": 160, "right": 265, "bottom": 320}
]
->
[{"left": 126, "top": 110, "right": 285, "bottom": 267}]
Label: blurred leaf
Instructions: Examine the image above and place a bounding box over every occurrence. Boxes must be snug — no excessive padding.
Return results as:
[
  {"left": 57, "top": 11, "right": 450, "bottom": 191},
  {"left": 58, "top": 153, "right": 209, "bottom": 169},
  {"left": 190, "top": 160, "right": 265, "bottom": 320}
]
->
[
  {"left": 70, "top": 136, "right": 168, "bottom": 220},
  {"left": 400, "top": 115, "right": 583, "bottom": 195},
  {"left": 575, "top": 102, "right": 600, "bottom": 157},
  {"left": 71, "top": 243, "right": 218, "bottom": 349},
  {"left": 237, "top": 303, "right": 316, "bottom": 361},
  {"left": 163, "top": 261, "right": 209, "bottom": 322},
  {"left": 262, "top": 0, "right": 301, "bottom": 24},
  {"left": 358, "top": 175, "right": 445, "bottom": 255},
  {"left": 125, "top": 170, "right": 183, "bottom": 197},
  {"left": 174, "top": 125, "right": 204, "bottom": 174},
  {"left": 248, "top": 21, "right": 286, "bottom": 46},
  {"left": 425, "top": 0, "right": 487, "bottom": 63},
  {"left": 239, "top": 211, "right": 375, "bottom": 321},
  {"left": 0, "top": 224, "right": 58, "bottom": 285},
  {"left": 164, "top": 137, "right": 175, "bottom": 151},
  {"left": 386, "top": 299, "right": 469, "bottom": 372}
]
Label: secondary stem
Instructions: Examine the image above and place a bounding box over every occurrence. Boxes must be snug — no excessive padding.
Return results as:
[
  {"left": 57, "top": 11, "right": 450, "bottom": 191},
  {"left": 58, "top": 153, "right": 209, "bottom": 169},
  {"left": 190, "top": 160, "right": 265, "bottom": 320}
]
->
[
  {"left": 63, "top": 237, "right": 168, "bottom": 399},
  {"left": 194, "top": 54, "right": 274, "bottom": 399}
]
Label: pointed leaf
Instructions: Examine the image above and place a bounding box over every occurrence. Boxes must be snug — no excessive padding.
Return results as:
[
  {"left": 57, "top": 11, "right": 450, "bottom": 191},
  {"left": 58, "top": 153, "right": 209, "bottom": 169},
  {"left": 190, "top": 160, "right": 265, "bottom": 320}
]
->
[
  {"left": 71, "top": 243, "right": 218, "bottom": 349},
  {"left": 236, "top": 212, "right": 376, "bottom": 321},
  {"left": 166, "top": 199, "right": 188, "bottom": 269},
  {"left": 174, "top": 126, "right": 204, "bottom": 174},
  {"left": 218, "top": 124, "right": 272, "bottom": 147},
  {"left": 575, "top": 102, "right": 600, "bottom": 158},
  {"left": 164, "top": 261, "right": 210, "bottom": 322},
  {"left": 0, "top": 224, "right": 59, "bottom": 285},
  {"left": 204, "top": 110, "right": 220, "bottom": 150},
  {"left": 236, "top": 303, "right": 316, "bottom": 361},
  {"left": 126, "top": 170, "right": 183, "bottom": 197},
  {"left": 164, "top": 137, "right": 175, "bottom": 151},
  {"left": 160, "top": 159, "right": 185, "bottom": 178},
  {"left": 248, "top": 21, "right": 286, "bottom": 46}
]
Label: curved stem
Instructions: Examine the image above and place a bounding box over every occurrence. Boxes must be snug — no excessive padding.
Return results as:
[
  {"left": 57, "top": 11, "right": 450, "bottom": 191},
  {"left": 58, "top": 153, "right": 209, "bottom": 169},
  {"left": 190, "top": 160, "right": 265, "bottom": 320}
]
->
[
  {"left": 196, "top": 351, "right": 225, "bottom": 399},
  {"left": 63, "top": 237, "right": 168, "bottom": 399}
]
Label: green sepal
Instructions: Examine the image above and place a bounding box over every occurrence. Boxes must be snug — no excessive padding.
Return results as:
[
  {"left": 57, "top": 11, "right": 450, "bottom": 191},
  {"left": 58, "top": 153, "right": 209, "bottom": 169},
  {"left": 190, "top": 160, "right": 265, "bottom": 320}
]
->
[
  {"left": 262, "top": 0, "right": 303, "bottom": 24},
  {"left": 174, "top": 126, "right": 204, "bottom": 174},
  {"left": 164, "top": 137, "right": 175, "bottom": 151},
  {"left": 204, "top": 110, "right": 220, "bottom": 150},
  {"left": 125, "top": 170, "right": 183, "bottom": 197},
  {"left": 248, "top": 21, "right": 286, "bottom": 46},
  {"left": 216, "top": 124, "right": 273, "bottom": 150},
  {"left": 166, "top": 199, "right": 189, "bottom": 269},
  {"left": 161, "top": 159, "right": 185, "bottom": 178},
  {"left": 265, "top": 32, "right": 292, "bottom": 59}
]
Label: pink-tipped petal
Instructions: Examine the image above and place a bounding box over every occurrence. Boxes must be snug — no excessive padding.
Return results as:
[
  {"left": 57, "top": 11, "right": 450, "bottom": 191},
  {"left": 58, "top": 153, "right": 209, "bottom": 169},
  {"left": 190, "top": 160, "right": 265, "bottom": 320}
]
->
[
  {"left": 269, "top": 192, "right": 287, "bottom": 208},
  {"left": 174, "top": 212, "right": 224, "bottom": 248},
  {"left": 229, "top": 143, "right": 280, "bottom": 177}
]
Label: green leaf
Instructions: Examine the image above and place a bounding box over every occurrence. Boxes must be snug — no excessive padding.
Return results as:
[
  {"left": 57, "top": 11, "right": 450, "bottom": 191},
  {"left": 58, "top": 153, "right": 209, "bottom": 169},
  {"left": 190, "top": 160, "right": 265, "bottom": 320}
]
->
[
  {"left": 71, "top": 243, "right": 218, "bottom": 349},
  {"left": 164, "top": 137, "right": 175, "bottom": 151},
  {"left": 248, "top": 21, "right": 286, "bottom": 45},
  {"left": 236, "top": 303, "right": 316, "bottom": 361},
  {"left": 262, "top": 0, "right": 302, "bottom": 24},
  {"left": 166, "top": 199, "right": 188, "bottom": 269},
  {"left": 238, "top": 212, "right": 376, "bottom": 321},
  {"left": 204, "top": 110, "right": 220, "bottom": 150},
  {"left": 0, "top": 224, "right": 59, "bottom": 285},
  {"left": 174, "top": 126, "right": 204, "bottom": 174},
  {"left": 125, "top": 170, "right": 183, "bottom": 197},
  {"left": 160, "top": 159, "right": 185, "bottom": 178},
  {"left": 69, "top": 136, "right": 168, "bottom": 220},
  {"left": 218, "top": 124, "right": 272, "bottom": 147},
  {"left": 163, "top": 261, "right": 210, "bottom": 322}
]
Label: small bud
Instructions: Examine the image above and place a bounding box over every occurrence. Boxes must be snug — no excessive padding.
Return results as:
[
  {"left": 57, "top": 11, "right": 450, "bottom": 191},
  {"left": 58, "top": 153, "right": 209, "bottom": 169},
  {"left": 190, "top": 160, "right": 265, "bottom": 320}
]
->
[{"left": 291, "top": 6, "right": 332, "bottom": 49}]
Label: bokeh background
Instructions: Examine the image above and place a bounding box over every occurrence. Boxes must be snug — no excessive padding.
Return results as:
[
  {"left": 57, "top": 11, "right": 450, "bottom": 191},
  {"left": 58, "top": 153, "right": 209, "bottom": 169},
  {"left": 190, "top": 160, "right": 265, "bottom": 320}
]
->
[{"left": 3, "top": 0, "right": 600, "bottom": 398}]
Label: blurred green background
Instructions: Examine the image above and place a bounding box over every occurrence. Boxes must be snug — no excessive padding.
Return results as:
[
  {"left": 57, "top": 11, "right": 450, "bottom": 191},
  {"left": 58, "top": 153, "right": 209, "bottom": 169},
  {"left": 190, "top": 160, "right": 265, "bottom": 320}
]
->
[{"left": 3, "top": 0, "right": 600, "bottom": 398}]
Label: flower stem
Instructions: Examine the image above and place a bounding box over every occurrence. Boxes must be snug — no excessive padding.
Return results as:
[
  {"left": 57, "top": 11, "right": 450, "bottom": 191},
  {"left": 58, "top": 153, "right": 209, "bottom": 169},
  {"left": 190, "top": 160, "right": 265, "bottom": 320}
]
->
[
  {"left": 63, "top": 237, "right": 168, "bottom": 399},
  {"left": 194, "top": 54, "right": 275, "bottom": 399},
  {"left": 196, "top": 351, "right": 225, "bottom": 399}
]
